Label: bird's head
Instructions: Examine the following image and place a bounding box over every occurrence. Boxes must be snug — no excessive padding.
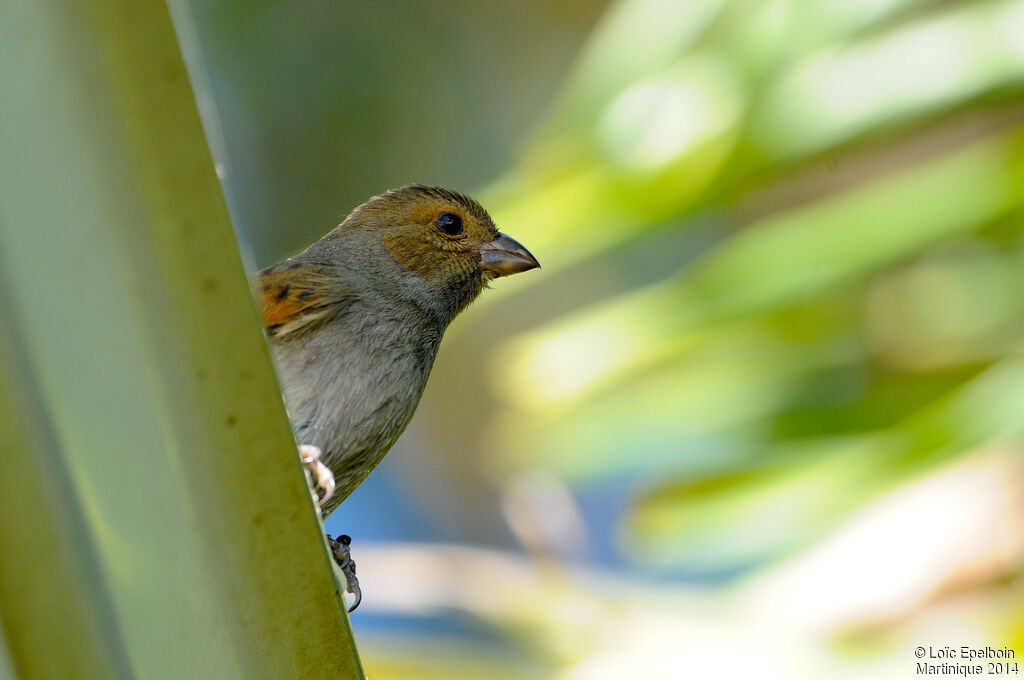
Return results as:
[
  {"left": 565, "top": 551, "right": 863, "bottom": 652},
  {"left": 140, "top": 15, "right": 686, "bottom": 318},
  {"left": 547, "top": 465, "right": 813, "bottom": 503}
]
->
[
  {"left": 258, "top": 186, "right": 538, "bottom": 337},
  {"left": 333, "top": 185, "right": 539, "bottom": 322}
]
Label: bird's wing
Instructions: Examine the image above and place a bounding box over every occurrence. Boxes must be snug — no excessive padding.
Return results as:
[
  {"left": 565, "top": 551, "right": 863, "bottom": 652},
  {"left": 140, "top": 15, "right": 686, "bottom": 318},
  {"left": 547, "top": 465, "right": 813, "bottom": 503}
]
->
[{"left": 254, "top": 261, "right": 348, "bottom": 338}]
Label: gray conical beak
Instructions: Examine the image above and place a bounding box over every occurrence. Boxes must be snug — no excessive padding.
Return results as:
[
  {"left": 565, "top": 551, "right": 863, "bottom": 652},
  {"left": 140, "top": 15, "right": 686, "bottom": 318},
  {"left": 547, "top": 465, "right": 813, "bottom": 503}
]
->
[{"left": 479, "top": 234, "right": 540, "bottom": 278}]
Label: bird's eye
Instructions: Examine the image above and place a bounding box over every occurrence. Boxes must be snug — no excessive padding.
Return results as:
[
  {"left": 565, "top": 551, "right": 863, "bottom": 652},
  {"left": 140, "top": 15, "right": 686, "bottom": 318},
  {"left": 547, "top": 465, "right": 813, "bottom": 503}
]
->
[{"left": 435, "top": 212, "right": 463, "bottom": 236}]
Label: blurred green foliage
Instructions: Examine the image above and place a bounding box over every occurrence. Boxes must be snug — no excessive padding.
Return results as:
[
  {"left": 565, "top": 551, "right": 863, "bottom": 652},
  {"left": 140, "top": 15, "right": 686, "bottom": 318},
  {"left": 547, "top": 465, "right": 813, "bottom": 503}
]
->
[{"left": 478, "top": 0, "right": 1024, "bottom": 577}]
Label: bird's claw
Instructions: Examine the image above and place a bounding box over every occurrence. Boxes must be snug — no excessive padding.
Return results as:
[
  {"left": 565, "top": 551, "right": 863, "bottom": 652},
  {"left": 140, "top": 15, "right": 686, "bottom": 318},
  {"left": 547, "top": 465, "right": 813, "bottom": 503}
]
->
[
  {"left": 327, "top": 534, "right": 361, "bottom": 612},
  {"left": 299, "top": 444, "right": 335, "bottom": 508}
]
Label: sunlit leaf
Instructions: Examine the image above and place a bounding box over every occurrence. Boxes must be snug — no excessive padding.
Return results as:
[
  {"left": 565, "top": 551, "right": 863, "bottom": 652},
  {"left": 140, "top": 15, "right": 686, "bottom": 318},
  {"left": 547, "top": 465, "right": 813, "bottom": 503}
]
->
[
  {"left": 624, "top": 358, "right": 1024, "bottom": 570},
  {"left": 493, "top": 130, "right": 1024, "bottom": 410},
  {"left": 753, "top": 0, "right": 1024, "bottom": 157}
]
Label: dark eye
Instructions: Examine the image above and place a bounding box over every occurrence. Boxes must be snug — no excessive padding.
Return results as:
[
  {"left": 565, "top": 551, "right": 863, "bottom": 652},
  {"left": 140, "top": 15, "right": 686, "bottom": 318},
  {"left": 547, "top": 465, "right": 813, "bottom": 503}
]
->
[{"left": 435, "top": 212, "right": 463, "bottom": 236}]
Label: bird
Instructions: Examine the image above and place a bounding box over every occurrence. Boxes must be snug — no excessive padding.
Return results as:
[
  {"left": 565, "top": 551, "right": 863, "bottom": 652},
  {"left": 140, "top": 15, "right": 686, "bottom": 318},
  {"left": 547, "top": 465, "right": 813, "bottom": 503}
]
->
[{"left": 253, "top": 185, "right": 539, "bottom": 610}]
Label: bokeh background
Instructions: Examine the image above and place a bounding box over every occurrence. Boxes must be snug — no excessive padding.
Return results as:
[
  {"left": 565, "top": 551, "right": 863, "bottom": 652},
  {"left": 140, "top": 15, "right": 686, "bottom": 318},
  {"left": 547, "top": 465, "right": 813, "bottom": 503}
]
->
[{"left": 186, "top": 1, "right": 1024, "bottom": 677}]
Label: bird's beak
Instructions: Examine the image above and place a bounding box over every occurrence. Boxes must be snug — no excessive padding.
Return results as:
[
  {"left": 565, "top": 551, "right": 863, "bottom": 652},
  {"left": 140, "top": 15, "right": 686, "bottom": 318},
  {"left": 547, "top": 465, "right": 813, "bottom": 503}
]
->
[{"left": 479, "top": 233, "right": 540, "bottom": 277}]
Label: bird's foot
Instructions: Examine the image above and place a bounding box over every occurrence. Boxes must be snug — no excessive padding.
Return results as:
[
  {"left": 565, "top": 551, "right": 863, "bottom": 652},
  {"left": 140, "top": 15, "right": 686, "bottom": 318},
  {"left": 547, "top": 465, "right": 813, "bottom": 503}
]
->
[
  {"left": 299, "top": 444, "right": 335, "bottom": 508},
  {"left": 327, "top": 534, "right": 361, "bottom": 613}
]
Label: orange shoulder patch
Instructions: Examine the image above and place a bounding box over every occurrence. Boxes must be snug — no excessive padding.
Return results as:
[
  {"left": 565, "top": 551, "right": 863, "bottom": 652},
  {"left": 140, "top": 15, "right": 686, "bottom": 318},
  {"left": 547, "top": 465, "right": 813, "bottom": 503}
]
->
[{"left": 254, "top": 261, "right": 341, "bottom": 337}]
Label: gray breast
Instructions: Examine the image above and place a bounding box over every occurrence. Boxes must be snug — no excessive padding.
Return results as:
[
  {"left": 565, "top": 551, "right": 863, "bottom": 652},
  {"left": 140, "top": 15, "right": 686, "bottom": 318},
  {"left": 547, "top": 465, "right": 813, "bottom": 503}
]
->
[{"left": 271, "top": 302, "right": 441, "bottom": 510}]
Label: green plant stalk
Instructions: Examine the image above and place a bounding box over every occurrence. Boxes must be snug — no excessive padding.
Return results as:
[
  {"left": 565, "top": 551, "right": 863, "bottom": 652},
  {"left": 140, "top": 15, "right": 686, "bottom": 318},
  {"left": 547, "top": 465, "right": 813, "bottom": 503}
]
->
[{"left": 0, "top": 0, "right": 363, "bottom": 677}]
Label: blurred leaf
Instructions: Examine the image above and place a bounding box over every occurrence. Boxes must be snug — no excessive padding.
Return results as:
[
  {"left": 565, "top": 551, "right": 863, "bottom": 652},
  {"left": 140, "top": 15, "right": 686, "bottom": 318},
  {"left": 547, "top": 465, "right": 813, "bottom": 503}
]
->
[
  {"left": 493, "top": 129, "right": 1024, "bottom": 412},
  {"left": 625, "top": 357, "right": 1024, "bottom": 570},
  {"left": 752, "top": 0, "right": 1024, "bottom": 158}
]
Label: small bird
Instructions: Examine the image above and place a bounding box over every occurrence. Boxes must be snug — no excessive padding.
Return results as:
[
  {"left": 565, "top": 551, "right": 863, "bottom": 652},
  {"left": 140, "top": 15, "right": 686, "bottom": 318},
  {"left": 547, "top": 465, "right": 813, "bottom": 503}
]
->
[{"left": 254, "top": 185, "right": 539, "bottom": 609}]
